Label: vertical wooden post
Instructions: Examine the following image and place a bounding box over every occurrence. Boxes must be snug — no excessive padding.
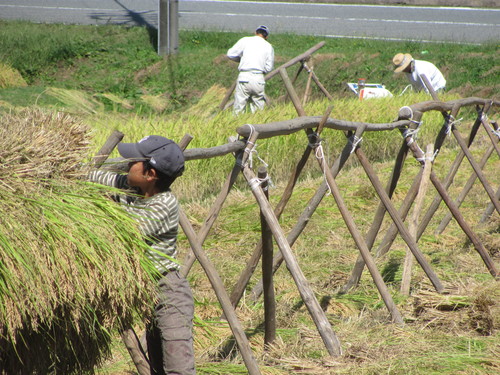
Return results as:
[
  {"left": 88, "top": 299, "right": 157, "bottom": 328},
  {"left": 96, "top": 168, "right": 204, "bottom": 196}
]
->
[
  {"left": 280, "top": 68, "right": 306, "bottom": 116},
  {"left": 258, "top": 166, "right": 276, "bottom": 347},
  {"left": 401, "top": 144, "right": 434, "bottom": 296},
  {"left": 243, "top": 165, "right": 343, "bottom": 356}
]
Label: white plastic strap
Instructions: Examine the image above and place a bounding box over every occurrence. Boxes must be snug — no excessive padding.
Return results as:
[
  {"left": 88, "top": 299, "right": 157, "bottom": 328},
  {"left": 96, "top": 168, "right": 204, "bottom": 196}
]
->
[
  {"left": 416, "top": 148, "right": 438, "bottom": 163},
  {"left": 249, "top": 175, "right": 270, "bottom": 190},
  {"left": 445, "top": 115, "right": 463, "bottom": 135},
  {"left": 241, "top": 124, "right": 270, "bottom": 170},
  {"left": 350, "top": 135, "right": 363, "bottom": 154},
  {"left": 313, "top": 142, "right": 332, "bottom": 195}
]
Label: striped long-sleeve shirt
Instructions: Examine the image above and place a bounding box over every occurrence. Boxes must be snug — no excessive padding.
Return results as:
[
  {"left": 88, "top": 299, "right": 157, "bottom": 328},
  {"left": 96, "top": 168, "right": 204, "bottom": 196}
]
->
[{"left": 88, "top": 170, "right": 180, "bottom": 273}]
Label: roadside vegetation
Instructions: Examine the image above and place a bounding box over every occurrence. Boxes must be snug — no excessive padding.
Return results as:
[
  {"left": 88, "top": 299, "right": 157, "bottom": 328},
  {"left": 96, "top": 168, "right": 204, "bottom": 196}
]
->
[{"left": 0, "top": 20, "right": 498, "bottom": 374}]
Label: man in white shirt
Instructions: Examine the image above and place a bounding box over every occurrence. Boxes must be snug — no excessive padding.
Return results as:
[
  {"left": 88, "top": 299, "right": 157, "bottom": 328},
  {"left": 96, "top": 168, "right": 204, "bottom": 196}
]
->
[
  {"left": 393, "top": 53, "right": 446, "bottom": 94},
  {"left": 227, "top": 25, "right": 275, "bottom": 114}
]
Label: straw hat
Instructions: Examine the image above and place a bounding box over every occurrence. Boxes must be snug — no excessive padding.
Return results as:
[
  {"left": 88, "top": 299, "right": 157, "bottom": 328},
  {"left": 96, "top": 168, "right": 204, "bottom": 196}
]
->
[{"left": 393, "top": 53, "right": 413, "bottom": 73}]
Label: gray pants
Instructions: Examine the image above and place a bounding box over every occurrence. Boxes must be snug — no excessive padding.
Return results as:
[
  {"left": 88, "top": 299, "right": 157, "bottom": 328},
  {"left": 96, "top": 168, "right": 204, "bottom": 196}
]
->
[
  {"left": 233, "top": 71, "right": 266, "bottom": 114},
  {"left": 147, "top": 271, "right": 195, "bottom": 375}
]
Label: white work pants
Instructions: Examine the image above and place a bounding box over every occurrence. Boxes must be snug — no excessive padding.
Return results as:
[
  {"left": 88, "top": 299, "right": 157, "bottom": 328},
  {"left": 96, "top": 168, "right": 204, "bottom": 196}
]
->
[{"left": 233, "top": 71, "right": 266, "bottom": 114}]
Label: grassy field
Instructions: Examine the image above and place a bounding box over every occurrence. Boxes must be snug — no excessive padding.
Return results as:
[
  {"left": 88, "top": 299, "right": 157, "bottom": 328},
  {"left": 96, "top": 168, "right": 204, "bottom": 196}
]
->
[{"left": 0, "top": 20, "right": 499, "bottom": 374}]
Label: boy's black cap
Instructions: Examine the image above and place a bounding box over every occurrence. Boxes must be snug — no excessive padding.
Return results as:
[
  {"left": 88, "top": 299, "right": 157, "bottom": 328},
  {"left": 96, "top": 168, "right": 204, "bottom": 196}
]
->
[{"left": 118, "top": 135, "right": 185, "bottom": 177}]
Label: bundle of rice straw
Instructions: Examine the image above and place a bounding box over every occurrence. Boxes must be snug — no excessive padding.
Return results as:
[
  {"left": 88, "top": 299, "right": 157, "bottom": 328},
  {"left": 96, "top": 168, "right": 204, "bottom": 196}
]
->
[{"left": 0, "top": 108, "right": 157, "bottom": 373}]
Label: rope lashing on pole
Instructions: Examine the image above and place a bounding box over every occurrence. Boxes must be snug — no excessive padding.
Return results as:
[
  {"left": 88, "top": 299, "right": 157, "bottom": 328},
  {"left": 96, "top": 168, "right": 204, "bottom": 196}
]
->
[
  {"left": 349, "top": 134, "right": 363, "bottom": 154},
  {"left": 446, "top": 115, "right": 464, "bottom": 135}
]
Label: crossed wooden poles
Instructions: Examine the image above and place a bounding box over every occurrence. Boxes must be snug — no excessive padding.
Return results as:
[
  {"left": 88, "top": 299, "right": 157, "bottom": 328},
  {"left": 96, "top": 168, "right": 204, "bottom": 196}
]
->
[
  {"left": 95, "top": 90, "right": 498, "bottom": 374},
  {"left": 178, "top": 99, "right": 497, "bottom": 374}
]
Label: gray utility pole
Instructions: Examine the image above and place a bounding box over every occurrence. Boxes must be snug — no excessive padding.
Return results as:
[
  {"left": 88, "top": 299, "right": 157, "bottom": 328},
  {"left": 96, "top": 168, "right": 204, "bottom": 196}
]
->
[{"left": 158, "top": 0, "right": 179, "bottom": 55}]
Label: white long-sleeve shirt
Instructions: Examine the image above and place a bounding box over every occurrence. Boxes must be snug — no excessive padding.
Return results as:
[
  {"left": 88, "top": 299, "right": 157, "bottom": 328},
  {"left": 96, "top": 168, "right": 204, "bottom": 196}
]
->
[
  {"left": 406, "top": 59, "right": 446, "bottom": 93},
  {"left": 227, "top": 35, "right": 274, "bottom": 74}
]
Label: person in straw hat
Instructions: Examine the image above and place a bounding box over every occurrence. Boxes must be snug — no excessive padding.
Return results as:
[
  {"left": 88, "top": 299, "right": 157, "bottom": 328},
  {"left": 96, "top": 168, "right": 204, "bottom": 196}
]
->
[
  {"left": 227, "top": 25, "right": 274, "bottom": 114},
  {"left": 392, "top": 53, "right": 446, "bottom": 94}
]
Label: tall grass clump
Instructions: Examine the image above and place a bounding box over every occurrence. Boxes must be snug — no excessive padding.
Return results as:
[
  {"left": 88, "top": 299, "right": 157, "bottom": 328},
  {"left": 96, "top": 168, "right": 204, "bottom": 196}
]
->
[{"left": 0, "top": 108, "right": 157, "bottom": 374}]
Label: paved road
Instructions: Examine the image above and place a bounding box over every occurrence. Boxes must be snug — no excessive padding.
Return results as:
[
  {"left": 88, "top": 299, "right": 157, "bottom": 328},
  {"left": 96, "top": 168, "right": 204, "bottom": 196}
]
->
[{"left": 0, "top": 0, "right": 498, "bottom": 44}]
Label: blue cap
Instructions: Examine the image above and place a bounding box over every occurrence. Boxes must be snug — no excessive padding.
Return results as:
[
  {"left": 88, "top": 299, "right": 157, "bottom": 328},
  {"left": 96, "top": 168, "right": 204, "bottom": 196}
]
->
[{"left": 256, "top": 25, "right": 269, "bottom": 37}]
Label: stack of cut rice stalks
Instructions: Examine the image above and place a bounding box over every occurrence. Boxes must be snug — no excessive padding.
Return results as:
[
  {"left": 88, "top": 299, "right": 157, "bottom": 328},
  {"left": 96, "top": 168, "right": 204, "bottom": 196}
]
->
[{"left": 0, "top": 108, "right": 156, "bottom": 374}]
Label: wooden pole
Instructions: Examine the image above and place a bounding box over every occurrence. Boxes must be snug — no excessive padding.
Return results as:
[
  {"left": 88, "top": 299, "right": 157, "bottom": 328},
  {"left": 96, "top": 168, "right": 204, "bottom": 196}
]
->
[
  {"left": 403, "top": 137, "right": 499, "bottom": 278},
  {"left": 400, "top": 144, "right": 434, "bottom": 296},
  {"left": 120, "top": 329, "right": 150, "bottom": 375},
  {"left": 450, "top": 126, "right": 500, "bottom": 214},
  {"left": 303, "top": 62, "right": 333, "bottom": 100},
  {"left": 250, "top": 126, "right": 364, "bottom": 302},
  {"left": 309, "top": 127, "right": 404, "bottom": 323},
  {"left": 303, "top": 62, "right": 314, "bottom": 106},
  {"left": 279, "top": 68, "right": 306, "bottom": 116},
  {"left": 179, "top": 210, "right": 262, "bottom": 375},
  {"left": 342, "top": 141, "right": 411, "bottom": 292},
  {"left": 91, "top": 130, "right": 124, "bottom": 168},
  {"left": 258, "top": 166, "right": 276, "bottom": 347},
  {"left": 354, "top": 148, "right": 444, "bottom": 293},
  {"left": 435, "top": 142, "right": 497, "bottom": 234},
  {"left": 419, "top": 74, "right": 439, "bottom": 100},
  {"left": 243, "top": 165, "right": 343, "bottom": 356}
]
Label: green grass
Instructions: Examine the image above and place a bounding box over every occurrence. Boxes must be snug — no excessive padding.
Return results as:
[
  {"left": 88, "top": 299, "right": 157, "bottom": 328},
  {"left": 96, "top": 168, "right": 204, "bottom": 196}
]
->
[{"left": 0, "top": 20, "right": 498, "bottom": 114}]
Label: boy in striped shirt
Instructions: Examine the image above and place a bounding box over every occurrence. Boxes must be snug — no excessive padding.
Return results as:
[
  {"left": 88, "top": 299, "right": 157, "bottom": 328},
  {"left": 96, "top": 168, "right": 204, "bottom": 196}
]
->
[{"left": 88, "top": 135, "right": 195, "bottom": 375}]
